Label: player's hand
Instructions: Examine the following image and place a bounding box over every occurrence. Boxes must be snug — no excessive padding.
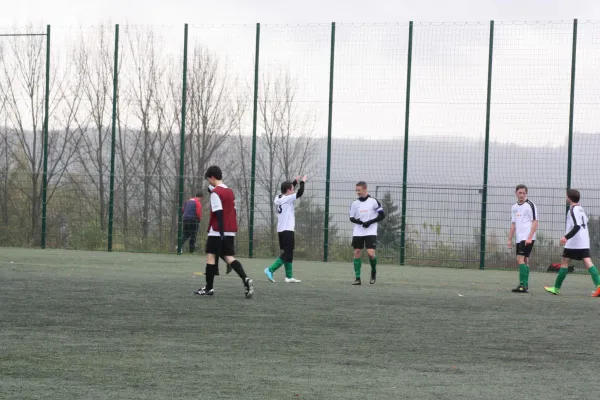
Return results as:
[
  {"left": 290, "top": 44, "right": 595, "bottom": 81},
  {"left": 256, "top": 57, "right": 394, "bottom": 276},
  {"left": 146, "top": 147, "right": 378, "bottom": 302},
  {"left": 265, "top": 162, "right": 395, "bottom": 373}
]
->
[
  {"left": 301, "top": 175, "right": 307, "bottom": 183},
  {"left": 560, "top": 236, "right": 567, "bottom": 245},
  {"left": 507, "top": 240, "right": 512, "bottom": 249},
  {"left": 525, "top": 238, "right": 533, "bottom": 245},
  {"left": 362, "top": 221, "right": 373, "bottom": 228}
]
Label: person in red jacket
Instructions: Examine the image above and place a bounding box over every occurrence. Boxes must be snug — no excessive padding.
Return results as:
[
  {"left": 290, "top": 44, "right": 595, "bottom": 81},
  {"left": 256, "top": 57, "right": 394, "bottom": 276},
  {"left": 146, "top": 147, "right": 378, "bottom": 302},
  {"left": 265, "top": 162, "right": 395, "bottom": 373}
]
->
[
  {"left": 193, "top": 165, "right": 255, "bottom": 298},
  {"left": 179, "top": 191, "right": 203, "bottom": 254}
]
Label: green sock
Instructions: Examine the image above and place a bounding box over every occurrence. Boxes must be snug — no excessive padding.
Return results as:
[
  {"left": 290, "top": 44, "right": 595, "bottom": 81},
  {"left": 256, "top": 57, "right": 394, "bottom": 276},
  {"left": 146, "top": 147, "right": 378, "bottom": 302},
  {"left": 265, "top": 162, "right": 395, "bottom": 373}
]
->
[
  {"left": 369, "top": 257, "right": 377, "bottom": 273},
  {"left": 518, "top": 264, "right": 527, "bottom": 286},
  {"left": 268, "top": 258, "right": 284, "bottom": 273},
  {"left": 353, "top": 258, "right": 362, "bottom": 279},
  {"left": 524, "top": 265, "right": 530, "bottom": 288},
  {"left": 588, "top": 266, "right": 600, "bottom": 287},
  {"left": 284, "top": 262, "right": 293, "bottom": 279},
  {"left": 554, "top": 267, "right": 568, "bottom": 289}
]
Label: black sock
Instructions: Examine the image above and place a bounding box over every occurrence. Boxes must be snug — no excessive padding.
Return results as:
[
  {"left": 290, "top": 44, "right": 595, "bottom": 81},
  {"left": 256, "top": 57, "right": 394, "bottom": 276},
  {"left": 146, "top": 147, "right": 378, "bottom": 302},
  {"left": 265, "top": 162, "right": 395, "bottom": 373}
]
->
[
  {"left": 205, "top": 263, "right": 216, "bottom": 290},
  {"left": 230, "top": 260, "right": 247, "bottom": 281}
]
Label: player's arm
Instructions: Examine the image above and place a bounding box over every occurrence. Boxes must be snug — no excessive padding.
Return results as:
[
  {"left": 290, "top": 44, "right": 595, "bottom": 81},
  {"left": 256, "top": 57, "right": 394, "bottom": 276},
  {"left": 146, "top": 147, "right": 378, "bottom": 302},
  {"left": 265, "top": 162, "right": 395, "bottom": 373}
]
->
[
  {"left": 294, "top": 181, "right": 306, "bottom": 200},
  {"left": 508, "top": 223, "right": 515, "bottom": 248},
  {"left": 210, "top": 192, "right": 225, "bottom": 238},
  {"left": 527, "top": 204, "right": 538, "bottom": 244},
  {"left": 349, "top": 201, "right": 362, "bottom": 225},
  {"left": 508, "top": 206, "right": 516, "bottom": 248},
  {"left": 362, "top": 200, "right": 385, "bottom": 228},
  {"left": 562, "top": 208, "right": 581, "bottom": 243}
]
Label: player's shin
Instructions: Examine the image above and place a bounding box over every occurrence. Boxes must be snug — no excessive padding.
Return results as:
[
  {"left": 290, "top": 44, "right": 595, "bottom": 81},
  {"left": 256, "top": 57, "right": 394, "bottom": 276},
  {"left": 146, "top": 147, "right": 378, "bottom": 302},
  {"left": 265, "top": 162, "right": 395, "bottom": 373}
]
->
[{"left": 354, "top": 258, "right": 362, "bottom": 279}]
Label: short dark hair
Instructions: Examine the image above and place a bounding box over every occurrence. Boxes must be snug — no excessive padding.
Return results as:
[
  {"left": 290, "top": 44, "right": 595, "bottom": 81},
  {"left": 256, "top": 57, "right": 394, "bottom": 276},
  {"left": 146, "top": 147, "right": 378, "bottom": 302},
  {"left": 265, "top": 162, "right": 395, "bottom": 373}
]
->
[
  {"left": 567, "top": 188, "right": 580, "bottom": 203},
  {"left": 204, "top": 165, "right": 222, "bottom": 180},
  {"left": 281, "top": 181, "right": 293, "bottom": 194},
  {"left": 515, "top": 184, "right": 528, "bottom": 193},
  {"left": 356, "top": 181, "right": 367, "bottom": 189},
  {"left": 195, "top": 191, "right": 203, "bottom": 198}
]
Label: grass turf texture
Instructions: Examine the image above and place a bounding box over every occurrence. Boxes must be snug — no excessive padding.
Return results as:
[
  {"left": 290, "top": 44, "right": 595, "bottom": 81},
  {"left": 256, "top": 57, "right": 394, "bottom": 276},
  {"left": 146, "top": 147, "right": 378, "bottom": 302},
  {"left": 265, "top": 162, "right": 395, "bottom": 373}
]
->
[{"left": 1, "top": 248, "right": 598, "bottom": 400}]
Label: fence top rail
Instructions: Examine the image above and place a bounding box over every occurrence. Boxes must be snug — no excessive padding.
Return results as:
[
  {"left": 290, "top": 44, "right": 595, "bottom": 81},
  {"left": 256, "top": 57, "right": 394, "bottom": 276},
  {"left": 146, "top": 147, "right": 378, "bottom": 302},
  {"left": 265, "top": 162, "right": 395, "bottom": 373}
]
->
[{"left": 3, "top": 20, "right": 600, "bottom": 31}]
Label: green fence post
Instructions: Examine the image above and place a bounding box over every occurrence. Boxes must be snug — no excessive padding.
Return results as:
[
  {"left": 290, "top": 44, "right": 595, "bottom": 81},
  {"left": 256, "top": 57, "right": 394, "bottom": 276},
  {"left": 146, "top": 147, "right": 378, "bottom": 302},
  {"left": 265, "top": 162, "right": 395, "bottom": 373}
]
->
[
  {"left": 399, "top": 21, "right": 413, "bottom": 265},
  {"left": 566, "top": 18, "right": 578, "bottom": 192},
  {"left": 176, "top": 24, "right": 189, "bottom": 255},
  {"left": 323, "top": 22, "right": 336, "bottom": 262},
  {"left": 249, "top": 23, "right": 260, "bottom": 258},
  {"left": 107, "top": 24, "right": 119, "bottom": 251},
  {"left": 479, "top": 20, "right": 495, "bottom": 270},
  {"left": 40, "top": 25, "right": 50, "bottom": 249}
]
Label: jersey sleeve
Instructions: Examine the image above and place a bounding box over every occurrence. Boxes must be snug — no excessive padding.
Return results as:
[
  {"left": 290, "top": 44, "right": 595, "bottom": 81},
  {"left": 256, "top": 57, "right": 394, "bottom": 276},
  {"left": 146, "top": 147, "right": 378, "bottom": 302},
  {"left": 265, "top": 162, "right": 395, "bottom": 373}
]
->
[
  {"left": 373, "top": 199, "right": 383, "bottom": 213},
  {"left": 210, "top": 192, "right": 223, "bottom": 212},
  {"left": 274, "top": 193, "right": 297, "bottom": 205},
  {"left": 531, "top": 203, "right": 538, "bottom": 221},
  {"left": 573, "top": 207, "right": 587, "bottom": 226}
]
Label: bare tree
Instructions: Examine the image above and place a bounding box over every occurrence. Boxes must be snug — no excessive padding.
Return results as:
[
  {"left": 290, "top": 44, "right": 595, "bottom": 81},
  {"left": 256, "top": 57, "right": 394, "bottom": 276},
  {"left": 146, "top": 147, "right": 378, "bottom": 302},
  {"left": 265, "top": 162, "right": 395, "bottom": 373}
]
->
[
  {"left": 122, "top": 27, "right": 171, "bottom": 245},
  {"left": 255, "top": 71, "right": 317, "bottom": 254},
  {"left": 71, "top": 25, "right": 114, "bottom": 232},
  {"left": 185, "top": 46, "right": 237, "bottom": 191},
  {"left": 273, "top": 73, "right": 318, "bottom": 183},
  {"left": 0, "top": 27, "right": 83, "bottom": 245},
  {"left": 229, "top": 94, "right": 251, "bottom": 235}
]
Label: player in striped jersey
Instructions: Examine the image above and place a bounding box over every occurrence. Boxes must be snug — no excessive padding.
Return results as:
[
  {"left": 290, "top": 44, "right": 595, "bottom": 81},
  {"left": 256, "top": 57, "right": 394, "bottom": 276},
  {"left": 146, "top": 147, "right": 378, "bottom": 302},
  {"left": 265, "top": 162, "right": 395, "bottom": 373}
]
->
[
  {"left": 507, "top": 184, "right": 538, "bottom": 293},
  {"left": 264, "top": 175, "right": 307, "bottom": 283},
  {"left": 349, "top": 181, "right": 385, "bottom": 285},
  {"left": 544, "top": 189, "right": 600, "bottom": 297}
]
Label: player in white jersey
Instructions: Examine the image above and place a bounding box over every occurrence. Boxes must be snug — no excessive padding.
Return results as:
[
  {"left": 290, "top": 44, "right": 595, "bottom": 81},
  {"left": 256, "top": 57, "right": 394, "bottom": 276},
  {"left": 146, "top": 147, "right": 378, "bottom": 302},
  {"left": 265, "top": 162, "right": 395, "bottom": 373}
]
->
[
  {"left": 349, "top": 181, "right": 385, "bottom": 285},
  {"left": 545, "top": 189, "right": 600, "bottom": 297},
  {"left": 264, "top": 175, "right": 307, "bottom": 283},
  {"left": 507, "top": 184, "right": 538, "bottom": 293}
]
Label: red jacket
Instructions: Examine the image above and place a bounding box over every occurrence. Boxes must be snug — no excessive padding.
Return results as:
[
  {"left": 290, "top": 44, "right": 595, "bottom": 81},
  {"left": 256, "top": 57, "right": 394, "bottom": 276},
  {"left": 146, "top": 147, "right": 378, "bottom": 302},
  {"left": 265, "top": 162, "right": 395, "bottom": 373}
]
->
[{"left": 182, "top": 197, "right": 202, "bottom": 220}]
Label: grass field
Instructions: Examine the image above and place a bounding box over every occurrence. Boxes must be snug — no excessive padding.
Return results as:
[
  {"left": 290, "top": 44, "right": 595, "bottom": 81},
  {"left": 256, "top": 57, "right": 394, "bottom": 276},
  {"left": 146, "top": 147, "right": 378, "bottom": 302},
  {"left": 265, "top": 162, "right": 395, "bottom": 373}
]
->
[{"left": 1, "top": 247, "right": 599, "bottom": 400}]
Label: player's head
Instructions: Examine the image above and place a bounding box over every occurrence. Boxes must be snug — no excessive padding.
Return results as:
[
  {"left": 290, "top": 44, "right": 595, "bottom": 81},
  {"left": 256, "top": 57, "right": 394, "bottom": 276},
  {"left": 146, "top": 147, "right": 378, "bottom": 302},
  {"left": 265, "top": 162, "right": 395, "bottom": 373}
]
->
[
  {"left": 566, "top": 188, "right": 580, "bottom": 204},
  {"left": 195, "top": 191, "right": 203, "bottom": 199},
  {"left": 355, "top": 181, "right": 368, "bottom": 198},
  {"left": 515, "top": 184, "right": 528, "bottom": 203},
  {"left": 281, "top": 181, "right": 294, "bottom": 195},
  {"left": 204, "top": 165, "right": 223, "bottom": 186}
]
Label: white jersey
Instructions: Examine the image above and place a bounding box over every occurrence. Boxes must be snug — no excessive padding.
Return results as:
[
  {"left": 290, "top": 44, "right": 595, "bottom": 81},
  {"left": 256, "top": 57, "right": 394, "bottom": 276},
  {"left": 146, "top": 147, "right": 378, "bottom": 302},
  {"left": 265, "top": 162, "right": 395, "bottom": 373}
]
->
[
  {"left": 565, "top": 205, "right": 590, "bottom": 249},
  {"left": 274, "top": 193, "right": 298, "bottom": 232},
  {"left": 350, "top": 196, "right": 383, "bottom": 237},
  {"left": 511, "top": 200, "right": 538, "bottom": 242}
]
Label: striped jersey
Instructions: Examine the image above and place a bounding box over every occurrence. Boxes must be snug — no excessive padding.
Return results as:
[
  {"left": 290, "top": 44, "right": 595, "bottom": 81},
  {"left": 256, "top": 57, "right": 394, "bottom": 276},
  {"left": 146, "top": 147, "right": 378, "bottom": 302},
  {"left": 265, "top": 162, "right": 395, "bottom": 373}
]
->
[{"left": 511, "top": 200, "right": 538, "bottom": 242}]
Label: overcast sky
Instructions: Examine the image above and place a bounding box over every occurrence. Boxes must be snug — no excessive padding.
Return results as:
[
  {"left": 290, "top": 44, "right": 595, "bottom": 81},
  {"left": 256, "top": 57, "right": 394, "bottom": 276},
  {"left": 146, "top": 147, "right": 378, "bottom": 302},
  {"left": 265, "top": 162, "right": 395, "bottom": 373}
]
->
[
  {"left": 2, "top": 0, "right": 599, "bottom": 148},
  {"left": 2, "top": 0, "right": 599, "bottom": 25}
]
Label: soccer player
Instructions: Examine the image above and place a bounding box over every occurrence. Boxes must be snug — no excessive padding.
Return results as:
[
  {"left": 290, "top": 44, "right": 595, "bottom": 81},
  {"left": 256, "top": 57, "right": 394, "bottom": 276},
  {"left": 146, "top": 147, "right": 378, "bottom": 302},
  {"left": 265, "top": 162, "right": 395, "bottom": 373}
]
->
[
  {"left": 193, "top": 165, "right": 254, "bottom": 298},
  {"left": 264, "top": 175, "right": 307, "bottom": 283},
  {"left": 544, "top": 189, "right": 600, "bottom": 297},
  {"left": 507, "top": 184, "right": 538, "bottom": 293},
  {"left": 178, "top": 191, "right": 203, "bottom": 254},
  {"left": 349, "top": 181, "right": 385, "bottom": 285}
]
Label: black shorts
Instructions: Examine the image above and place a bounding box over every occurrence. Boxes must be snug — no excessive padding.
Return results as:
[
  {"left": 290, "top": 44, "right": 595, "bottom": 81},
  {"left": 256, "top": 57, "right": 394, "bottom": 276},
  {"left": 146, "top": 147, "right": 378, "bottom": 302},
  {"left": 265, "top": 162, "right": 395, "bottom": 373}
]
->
[
  {"left": 516, "top": 240, "right": 535, "bottom": 257},
  {"left": 278, "top": 231, "right": 295, "bottom": 251},
  {"left": 562, "top": 248, "right": 591, "bottom": 261},
  {"left": 205, "top": 236, "right": 235, "bottom": 256},
  {"left": 352, "top": 235, "right": 377, "bottom": 250}
]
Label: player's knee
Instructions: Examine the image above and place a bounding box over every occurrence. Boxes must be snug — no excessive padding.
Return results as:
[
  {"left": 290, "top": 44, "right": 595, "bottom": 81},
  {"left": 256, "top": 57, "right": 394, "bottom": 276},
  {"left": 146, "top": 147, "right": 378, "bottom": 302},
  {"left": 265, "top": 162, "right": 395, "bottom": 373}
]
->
[
  {"left": 282, "top": 248, "right": 293, "bottom": 263},
  {"left": 367, "top": 249, "right": 375, "bottom": 258},
  {"left": 205, "top": 263, "right": 218, "bottom": 275},
  {"left": 353, "top": 249, "right": 362, "bottom": 258}
]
